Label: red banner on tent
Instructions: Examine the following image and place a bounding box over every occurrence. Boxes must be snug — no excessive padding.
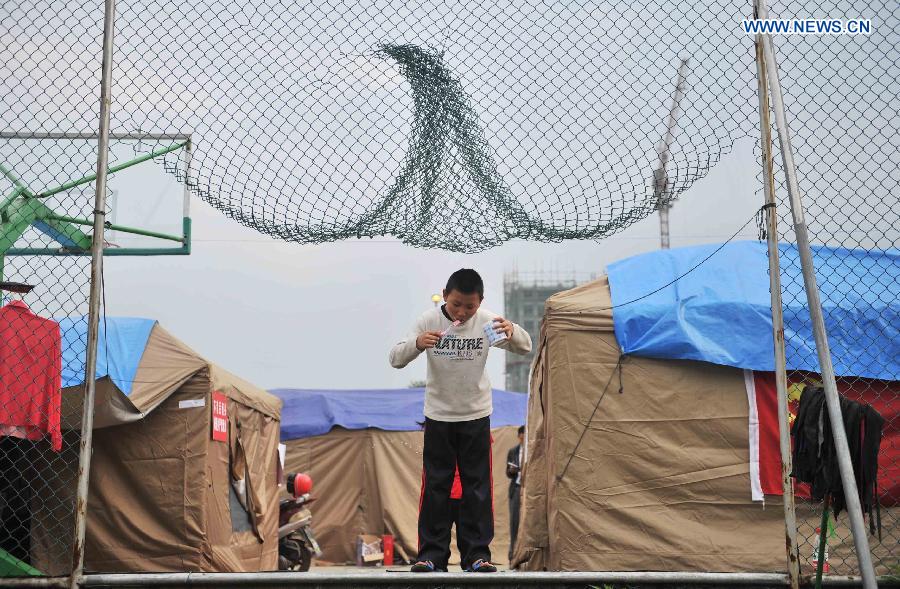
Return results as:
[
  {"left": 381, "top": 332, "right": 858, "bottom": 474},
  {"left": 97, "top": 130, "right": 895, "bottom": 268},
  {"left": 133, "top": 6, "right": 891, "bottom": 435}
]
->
[
  {"left": 212, "top": 391, "right": 228, "bottom": 442},
  {"left": 752, "top": 371, "right": 898, "bottom": 506}
]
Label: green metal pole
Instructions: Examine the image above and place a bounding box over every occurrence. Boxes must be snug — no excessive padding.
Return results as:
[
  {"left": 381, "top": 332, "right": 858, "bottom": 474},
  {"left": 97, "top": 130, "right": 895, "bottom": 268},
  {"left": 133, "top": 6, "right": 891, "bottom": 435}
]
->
[
  {"left": 37, "top": 140, "right": 187, "bottom": 199},
  {"left": 7, "top": 198, "right": 92, "bottom": 249},
  {"left": 0, "top": 161, "right": 26, "bottom": 191},
  {"left": 181, "top": 217, "right": 191, "bottom": 254},
  {"left": 1, "top": 201, "right": 47, "bottom": 253},
  {"left": 815, "top": 500, "right": 830, "bottom": 589},
  {"left": 1, "top": 189, "right": 26, "bottom": 293},
  {"left": 43, "top": 213, "right": 185, "bottom": 243},
  {"left": 0, "top": 186, "right": 28, "bottom": 219},
  {"left": 7, "top": 218, "right": 191, "bottom": 256}
]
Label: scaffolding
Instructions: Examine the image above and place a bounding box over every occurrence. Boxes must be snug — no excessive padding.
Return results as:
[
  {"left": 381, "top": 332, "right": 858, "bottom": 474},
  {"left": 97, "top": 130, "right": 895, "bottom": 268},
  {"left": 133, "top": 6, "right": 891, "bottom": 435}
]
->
[{"left": 502, "top": 271, "right": 594, "bottom": 393}]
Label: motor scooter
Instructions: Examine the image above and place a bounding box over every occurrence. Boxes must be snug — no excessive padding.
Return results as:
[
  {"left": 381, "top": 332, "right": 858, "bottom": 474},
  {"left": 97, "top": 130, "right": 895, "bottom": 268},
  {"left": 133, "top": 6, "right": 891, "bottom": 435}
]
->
[{"left": 278, "top": 472, "right": 321, "bottom": 571}]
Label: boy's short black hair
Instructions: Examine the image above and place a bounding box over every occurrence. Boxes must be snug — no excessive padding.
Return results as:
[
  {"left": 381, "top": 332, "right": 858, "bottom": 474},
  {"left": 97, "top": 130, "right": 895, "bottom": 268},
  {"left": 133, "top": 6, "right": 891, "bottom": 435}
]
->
[
  {"left": 518, "top": 425, "right": 525, "bottom": 435},
  {"left": 445, "top": 268, "right": 484, "bottom": 299}
]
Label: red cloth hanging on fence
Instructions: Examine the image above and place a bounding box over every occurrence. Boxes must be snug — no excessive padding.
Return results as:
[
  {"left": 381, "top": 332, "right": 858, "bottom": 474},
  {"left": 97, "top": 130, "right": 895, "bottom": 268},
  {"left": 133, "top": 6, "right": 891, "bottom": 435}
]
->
[
  {"left": 751, "top": 370, "right": 898, "bottom": 506},
  {"left": 0, "top": 301, "right": 62, "bottom": 451}
]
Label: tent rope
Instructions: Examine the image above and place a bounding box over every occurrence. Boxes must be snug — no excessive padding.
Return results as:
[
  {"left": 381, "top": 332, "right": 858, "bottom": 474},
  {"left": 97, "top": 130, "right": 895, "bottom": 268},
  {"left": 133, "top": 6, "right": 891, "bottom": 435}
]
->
[{"left": 556, "top": 354, "right": 625, "bottom": 483}]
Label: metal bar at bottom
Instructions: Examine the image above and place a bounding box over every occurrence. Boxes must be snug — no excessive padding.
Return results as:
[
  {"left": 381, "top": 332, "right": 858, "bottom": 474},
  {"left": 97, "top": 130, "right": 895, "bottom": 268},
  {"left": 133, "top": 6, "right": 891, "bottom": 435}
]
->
[
  {"left": 0, "top": 577, "right": 70, "bottom": 588},
  {"left": 754, "top": 30, "right": 800, "bottom": 589},
  {"left": 755, "top": 0, "right": 877, "bottom": 586},
  {"left": 69, "top": 0, "right": 116, "bottom": 586},
  {"left": 75, "top": 571, "right": 887, "bottom": 587}
]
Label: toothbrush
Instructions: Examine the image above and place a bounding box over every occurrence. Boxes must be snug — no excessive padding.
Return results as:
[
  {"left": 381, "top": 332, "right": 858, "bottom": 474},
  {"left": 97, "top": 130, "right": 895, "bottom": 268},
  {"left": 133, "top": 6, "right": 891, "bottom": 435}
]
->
[{"left": 440, "top": 320, "right": 461, "bottom": 337}]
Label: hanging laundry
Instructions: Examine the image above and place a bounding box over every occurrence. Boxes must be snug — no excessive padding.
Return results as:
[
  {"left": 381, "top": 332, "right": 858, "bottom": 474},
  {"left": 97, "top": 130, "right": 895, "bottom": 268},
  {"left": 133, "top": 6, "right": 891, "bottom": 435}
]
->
[
  {"left": 790, "top": 385, "right": 884, "bottom": 537},
  {"left": 0, "top": 301, "right": 62, "bottom": 451},
  {"left": 747, "top": 371, "right": 898, "bottom": 507}
]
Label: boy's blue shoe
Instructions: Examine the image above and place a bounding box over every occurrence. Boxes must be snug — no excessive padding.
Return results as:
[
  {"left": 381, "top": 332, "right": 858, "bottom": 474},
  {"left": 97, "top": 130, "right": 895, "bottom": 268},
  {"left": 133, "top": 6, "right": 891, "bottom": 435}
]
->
[
  {"left": 410, "top": 560, "right": 437, "bottom": 572},
  {"left": 466, "top": 559, "right": 497, "bottom": 573}
]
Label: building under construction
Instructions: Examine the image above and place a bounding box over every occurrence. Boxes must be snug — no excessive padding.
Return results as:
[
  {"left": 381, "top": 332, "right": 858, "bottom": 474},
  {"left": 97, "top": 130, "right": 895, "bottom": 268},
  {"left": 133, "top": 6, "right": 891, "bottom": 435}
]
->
[{"left": 503, "top": 271, "right": 594, "bottom": 393}]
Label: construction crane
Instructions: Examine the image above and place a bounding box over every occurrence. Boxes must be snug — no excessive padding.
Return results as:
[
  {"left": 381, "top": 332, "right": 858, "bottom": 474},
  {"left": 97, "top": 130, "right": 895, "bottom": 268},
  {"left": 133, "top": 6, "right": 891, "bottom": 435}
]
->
[{"left": 654, "top": 58, "right": 689, "bottom": 249}]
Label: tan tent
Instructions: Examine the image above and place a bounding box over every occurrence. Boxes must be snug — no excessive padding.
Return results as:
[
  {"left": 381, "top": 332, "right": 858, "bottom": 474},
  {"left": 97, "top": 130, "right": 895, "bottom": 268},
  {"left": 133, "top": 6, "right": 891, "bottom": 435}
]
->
[
  {"left": 514, "top": 276, "right": 789, "bottom": 572},
  {"left": 514, "top": 276, "right": 900, "bottom": 574},
  {"left": 29, "top": 322, "right": 282, "bottom": 574},
  {"left": 283, "top": 425, "right": 521, "bottom": 566}
]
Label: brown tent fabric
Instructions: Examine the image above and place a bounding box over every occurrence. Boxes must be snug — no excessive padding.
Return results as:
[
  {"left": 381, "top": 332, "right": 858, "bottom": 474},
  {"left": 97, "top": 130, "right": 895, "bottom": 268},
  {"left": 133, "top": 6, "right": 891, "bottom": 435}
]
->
[
  {"left": 30, "top": 324, "right": 281, "bottom": 574},
  {"left": 283, "top": 425, "right": 521, "bottom": 566},
  {"left": 513, "top": 276, "right": 786, "bottom": 572},
  {"left": 58, "top": 325, "right": 207, "bottom": 430}
]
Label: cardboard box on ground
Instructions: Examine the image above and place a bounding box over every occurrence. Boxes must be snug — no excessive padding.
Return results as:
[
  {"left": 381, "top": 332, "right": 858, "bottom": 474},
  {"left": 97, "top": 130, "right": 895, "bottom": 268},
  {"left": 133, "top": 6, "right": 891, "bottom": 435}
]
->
[{"left": 356, "top": 535, "right": 384, "bottom": 566}]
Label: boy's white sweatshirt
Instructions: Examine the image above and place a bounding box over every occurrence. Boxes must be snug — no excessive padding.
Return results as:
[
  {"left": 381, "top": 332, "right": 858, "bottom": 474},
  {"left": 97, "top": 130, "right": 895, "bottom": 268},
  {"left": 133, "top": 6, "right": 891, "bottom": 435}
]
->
[{"left": 389, "top": 305, "right": 532, "bottom": 422}]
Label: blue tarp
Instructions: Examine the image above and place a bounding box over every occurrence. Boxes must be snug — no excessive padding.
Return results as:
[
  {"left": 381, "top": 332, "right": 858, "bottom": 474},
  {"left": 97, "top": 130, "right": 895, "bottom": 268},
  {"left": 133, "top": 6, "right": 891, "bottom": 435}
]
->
[
  {"left": 57, "top": 317, "right": 156, "bottom": 394},
  {"left": 607, "top": 241, "right": 900, "bottom": 381},
  {"left": 271, "top": 388, "right": 528, "bottom": 441}
]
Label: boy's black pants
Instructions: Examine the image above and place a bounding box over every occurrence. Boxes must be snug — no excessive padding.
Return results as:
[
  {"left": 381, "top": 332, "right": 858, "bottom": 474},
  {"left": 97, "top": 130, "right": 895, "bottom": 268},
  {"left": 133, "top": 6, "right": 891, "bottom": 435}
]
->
[
  {"left": 446, "top": 499, "right": 469, "bottom": 567},
  {"left": 418, "top": 416, "right": 493, "bottom": 569}
]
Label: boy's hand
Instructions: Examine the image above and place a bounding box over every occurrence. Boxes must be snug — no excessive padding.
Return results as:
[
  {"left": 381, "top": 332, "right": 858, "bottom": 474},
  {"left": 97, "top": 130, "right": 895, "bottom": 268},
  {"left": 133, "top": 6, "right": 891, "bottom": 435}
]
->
[
  {"left": 493, "top": 317, "right": 513, "bottom": 338},
  {"left": 416, "top": 331, "right": 444, "bottom": 351}
]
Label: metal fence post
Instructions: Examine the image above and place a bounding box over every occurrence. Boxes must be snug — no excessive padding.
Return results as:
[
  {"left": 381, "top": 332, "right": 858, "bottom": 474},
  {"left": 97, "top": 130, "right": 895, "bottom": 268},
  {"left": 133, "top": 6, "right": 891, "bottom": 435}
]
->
[
  {"left": 754, "top": 0, "right": 877, "bottom": 586},
  {"left": 69, "top": 0, "right": 116, "bottom": 586},
  {"left": 754, "top": 31, "right": 800, "bottom": 589}
]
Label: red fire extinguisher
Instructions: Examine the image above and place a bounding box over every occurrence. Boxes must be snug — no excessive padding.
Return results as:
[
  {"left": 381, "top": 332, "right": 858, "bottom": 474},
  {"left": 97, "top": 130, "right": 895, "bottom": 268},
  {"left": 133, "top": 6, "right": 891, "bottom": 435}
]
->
[{"left": 382, "top": 534, "right": 394, "bottom": 566}]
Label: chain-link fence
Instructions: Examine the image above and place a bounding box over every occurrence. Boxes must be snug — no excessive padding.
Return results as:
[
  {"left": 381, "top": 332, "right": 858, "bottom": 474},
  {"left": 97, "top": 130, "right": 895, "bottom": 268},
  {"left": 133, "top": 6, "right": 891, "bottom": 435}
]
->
[
  {"left": 0, "top": 138, "right": 97, "bottom": 577},
  {"left": 5, "top": 0, "right": 766, "bottom": 253},
  {"left": 1, "top": 0, "right": 897, "bottom": 581},
  {"left": 1, "top": 7, "right": 113, "bottom": 574},
  {"left": 761, "top": 0, "right": 899, "bottom": 577},
  {"left": 0, "top": 134, "right": 191, "bottom": 579}
]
